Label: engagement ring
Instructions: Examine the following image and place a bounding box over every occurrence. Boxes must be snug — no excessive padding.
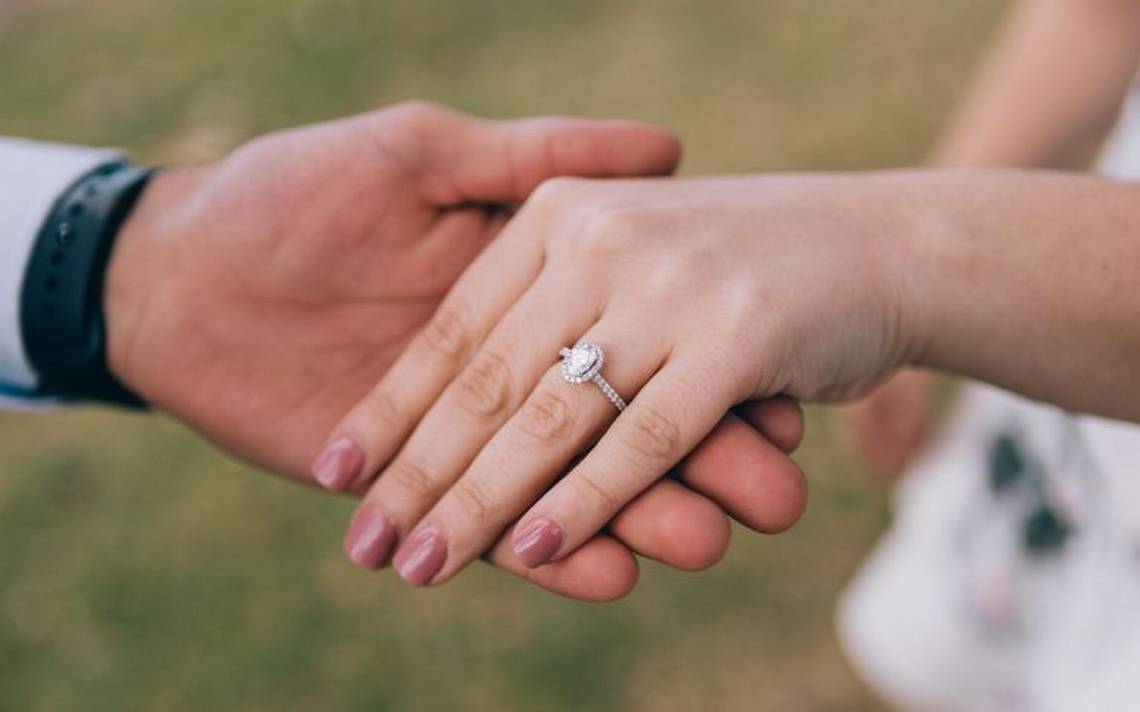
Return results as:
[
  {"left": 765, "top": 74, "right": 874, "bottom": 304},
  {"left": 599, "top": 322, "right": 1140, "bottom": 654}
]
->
[{"left": 558, "top": 341, "right": 627, "bottom": 412}]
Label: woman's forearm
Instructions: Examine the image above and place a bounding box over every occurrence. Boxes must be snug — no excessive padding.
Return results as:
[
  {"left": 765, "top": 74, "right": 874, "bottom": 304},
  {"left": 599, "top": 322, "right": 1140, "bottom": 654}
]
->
[
  {"left": 899, "top": 169, "right": 1140, "bottom": 419},
  {"left": 933, "top": 0, "right": 1140, "bottom": 168}
]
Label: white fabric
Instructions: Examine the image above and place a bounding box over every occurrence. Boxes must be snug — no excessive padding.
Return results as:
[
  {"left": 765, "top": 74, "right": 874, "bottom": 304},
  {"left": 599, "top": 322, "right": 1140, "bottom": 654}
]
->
[
  {"left": 1098, "top": 87, "right": 1140, "bottom": 179},
  {"left": 838, "top": 386, "right": 1140, "bottom": 711},
  {"left": 0, "top": 137, "right": 120, "bottom": 398},
  {"left": 837, "top": 82, "right": 1140, "bottom": 712}
]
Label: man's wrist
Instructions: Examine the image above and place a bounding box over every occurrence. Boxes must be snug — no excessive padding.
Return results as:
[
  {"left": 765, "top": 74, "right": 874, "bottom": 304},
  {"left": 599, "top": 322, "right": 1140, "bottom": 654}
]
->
[
  {"left": 103, "top": 165, "right": 209, "bottom": 402},
  {"left": 20, "top": 162, "right": 157, "bottom": 406}
]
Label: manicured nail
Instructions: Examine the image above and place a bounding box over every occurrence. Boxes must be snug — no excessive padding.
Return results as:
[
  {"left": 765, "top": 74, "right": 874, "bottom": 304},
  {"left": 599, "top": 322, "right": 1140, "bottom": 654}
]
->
[
  {"left": 343, "top": 506, "right": 397, "bottom": 569},
  {"left": 311, "top": 435, "right": 364, "bottom": 491},
  {"left": 394, "top": 526, "right": 447, "bottom": 586},
  {"left": 512, "top": 517, "right": 564, "bottom": 568}
]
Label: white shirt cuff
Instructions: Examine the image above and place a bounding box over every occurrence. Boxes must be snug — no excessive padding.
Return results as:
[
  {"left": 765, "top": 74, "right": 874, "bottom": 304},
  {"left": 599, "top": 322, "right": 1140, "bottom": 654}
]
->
[{"left": 0, "top": 137, "right": 122, "bottom": 397}]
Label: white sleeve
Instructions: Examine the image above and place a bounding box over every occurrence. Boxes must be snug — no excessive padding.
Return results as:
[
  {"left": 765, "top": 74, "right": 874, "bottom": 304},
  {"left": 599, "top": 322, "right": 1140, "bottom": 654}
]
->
[{"left": 0, "top": 137, "right": 121, "bottom": 407}]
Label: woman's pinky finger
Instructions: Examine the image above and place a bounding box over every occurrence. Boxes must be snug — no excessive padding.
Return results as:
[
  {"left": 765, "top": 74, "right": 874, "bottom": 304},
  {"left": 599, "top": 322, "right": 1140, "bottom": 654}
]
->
[
  {"left": 509, "top": 354, "right": 740, "bottom": 568},
  {"left": 607, "top": 401, "right": 807, "bottom": 569}
]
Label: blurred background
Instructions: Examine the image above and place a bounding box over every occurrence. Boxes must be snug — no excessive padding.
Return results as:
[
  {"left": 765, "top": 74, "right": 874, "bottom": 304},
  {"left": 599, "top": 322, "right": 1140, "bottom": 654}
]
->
[{"left": 0, "top": 1, "right": 1009, "bottom": 709}]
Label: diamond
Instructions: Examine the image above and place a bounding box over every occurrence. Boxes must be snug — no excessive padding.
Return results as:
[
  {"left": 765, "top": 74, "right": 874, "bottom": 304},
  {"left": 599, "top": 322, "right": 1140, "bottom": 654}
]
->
[
  {"left": 556, "top": 341, "right": 625, "bottom": 410},
  {"left": 568, "top": 346, "right": 594, "bottom": 373},
  {"left": 559, "top": 342, "right": 603, "bottom": 383}
]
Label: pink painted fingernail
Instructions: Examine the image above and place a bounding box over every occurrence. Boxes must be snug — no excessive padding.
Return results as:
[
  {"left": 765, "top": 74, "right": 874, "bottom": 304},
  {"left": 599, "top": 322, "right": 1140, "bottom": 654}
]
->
[
  {"left": 343, "top": 506, "right": 397, "bottom": 569},
  {"left": 311, "top": 435, "right": 364, "bottom": 491},
  {"left": 394, "top": 526, "right": 447, "bottom": 586},
  {"left": 512, "top": 517, "right": 564, "bottom": 568}
]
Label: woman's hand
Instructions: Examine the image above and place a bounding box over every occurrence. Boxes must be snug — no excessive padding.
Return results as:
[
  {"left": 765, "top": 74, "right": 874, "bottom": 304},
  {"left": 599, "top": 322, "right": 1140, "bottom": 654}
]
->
[
  {"left": 319, "top": 173, "right": 913, "bottom": 585},
  {"left": 107, "top": 102, "right": 817, "bottom": 601}
]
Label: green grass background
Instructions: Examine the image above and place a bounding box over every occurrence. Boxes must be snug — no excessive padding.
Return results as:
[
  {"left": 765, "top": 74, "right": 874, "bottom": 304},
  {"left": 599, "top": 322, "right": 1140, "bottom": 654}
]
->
[{"left": 0, "top": 1, "right": 1008, "bottom": 709}]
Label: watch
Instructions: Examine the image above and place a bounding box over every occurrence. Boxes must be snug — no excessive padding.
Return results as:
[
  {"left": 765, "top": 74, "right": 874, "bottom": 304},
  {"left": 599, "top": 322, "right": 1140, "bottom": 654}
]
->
[{"left": 20, "top": 161, "right": 154, "bottom": 408}]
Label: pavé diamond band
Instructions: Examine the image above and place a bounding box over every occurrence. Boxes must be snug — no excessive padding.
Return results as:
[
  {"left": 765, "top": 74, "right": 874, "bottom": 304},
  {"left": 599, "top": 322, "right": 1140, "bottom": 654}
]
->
[{"left": 558, "top": 341, "right": 627, "bottom": 412}]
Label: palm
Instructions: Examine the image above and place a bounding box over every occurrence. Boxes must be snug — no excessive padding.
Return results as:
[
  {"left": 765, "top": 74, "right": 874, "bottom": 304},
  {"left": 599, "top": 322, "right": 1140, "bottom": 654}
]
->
[
  {"left": 118, "top": 122, "right": 500, "bottom": 476},
  {"left": 108, "top": 104, "right": 681, "bottom": 479}
]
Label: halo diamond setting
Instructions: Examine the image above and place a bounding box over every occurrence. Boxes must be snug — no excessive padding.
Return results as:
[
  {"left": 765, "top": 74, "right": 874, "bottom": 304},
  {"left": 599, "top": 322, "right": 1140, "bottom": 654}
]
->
[
  {"left": 559, "top": 342, "right": 604, "bottom": 384},
  {"left": 558, "top": 341, "right": 626, "bottom": 411}
]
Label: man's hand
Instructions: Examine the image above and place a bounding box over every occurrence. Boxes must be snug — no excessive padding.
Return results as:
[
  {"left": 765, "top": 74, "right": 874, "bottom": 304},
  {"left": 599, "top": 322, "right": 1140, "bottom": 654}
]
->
[
  {"left": 105, "top": 103, "right": 683, "bottom": 473},
  {"left": 102, "top": 103, "right": 807, "bottom": 599},
  {"left": 841, "top": 369, "right": 936, "bottom": 482}
]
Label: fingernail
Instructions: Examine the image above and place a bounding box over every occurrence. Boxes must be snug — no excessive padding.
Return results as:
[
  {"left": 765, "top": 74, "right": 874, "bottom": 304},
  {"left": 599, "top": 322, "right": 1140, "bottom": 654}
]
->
[
  {"left": 311, "top": 435, "right": 364, "bottom": 491},
  {"left": 512, "top": 517, "right": 563, "bottom": 568},
  {"left": 343, "top": 506, "right": 397, "bottom": 569},
  {"left": 394, "top": 527, "right": 447, "bottom": 586}
]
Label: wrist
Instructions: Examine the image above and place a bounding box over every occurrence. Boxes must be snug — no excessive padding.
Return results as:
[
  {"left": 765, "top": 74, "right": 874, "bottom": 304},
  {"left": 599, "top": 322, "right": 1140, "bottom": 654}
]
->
[
  {"left": 882, "top": 169, "right": 980, "bottom": 373},
  {"left": 103, "top": 165, "right": 210, "bottom": 400},
  {"left": 20, "top": 162, "right": 159, "bottom": 406}
]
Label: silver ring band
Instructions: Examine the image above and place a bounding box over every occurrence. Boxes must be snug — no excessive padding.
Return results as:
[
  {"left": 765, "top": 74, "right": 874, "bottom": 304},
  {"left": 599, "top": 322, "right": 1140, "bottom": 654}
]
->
[
  {"left": 559, "top": 342, "right": 627, "bottom": 412},
  {"left": 589, "top": 373, "right": 627, "bottom": 412}
]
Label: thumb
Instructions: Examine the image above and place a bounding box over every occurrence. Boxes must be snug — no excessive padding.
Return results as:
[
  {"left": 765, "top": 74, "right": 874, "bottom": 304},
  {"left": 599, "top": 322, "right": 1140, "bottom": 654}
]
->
[{"left": 401, "top": 103, "right": 683, "bottom": 204}]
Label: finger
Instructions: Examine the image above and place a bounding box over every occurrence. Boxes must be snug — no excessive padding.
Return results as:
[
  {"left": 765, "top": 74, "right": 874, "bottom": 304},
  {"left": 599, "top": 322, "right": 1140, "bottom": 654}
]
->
[
  {"left": 343, "top": 276, "right": 597, "bottom": 566},
  {"left": 311, "top": 209, "right": 547, "bottom": 493},
  {"left": 512, "top": 352, "right": 741, "bottom": 567},
  {"left": 400, "top": 104, "right": 682, "bottom": 205},
  {"left": 840, "top": 369, "right": 935, "bottom": 481},
  {"left": 606, "top": 478, "right": 731, "bottom": 572},
  {"left": 390, "top": 322, "right": 664, "bottom": 586},
  {"left": 342, "top": 415, "right": 743, "bottom": 583},
  {"left": 736, "top": 397, "right": 805, "bottom": 453},
  {"left": 484, "top": 531, "right": 639, "bottom": 603},
  {"left": 607, "top": 405, "right": 807, "bottom": 568},
  {"left": 344, "top": 499, "right": 639, "bottom": 601},
  {"left": 670, "top": 412, "right": 807, "bottom": 534}
]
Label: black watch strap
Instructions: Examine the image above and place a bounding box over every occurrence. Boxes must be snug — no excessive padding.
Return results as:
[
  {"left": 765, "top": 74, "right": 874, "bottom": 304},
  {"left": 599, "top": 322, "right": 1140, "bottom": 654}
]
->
[{"left": 20, "top": 161, "right": 154, "bottom": 408}]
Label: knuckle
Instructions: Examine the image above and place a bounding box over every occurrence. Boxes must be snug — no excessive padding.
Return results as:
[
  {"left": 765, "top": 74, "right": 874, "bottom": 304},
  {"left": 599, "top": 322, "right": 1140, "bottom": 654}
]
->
[
  {"left": 422, "top": 304, "right": 472, "bottom": 363},
  {"left": 359, "top": 386, "right": 403, "bottom": 428},
  {"left": 642, "top": 251, "right": 697, "bottom": 301},
  {"left": 453, "top": 352, "right": 511, "bottom": 419},
  {"left": 716, "top": 280, "right": 766, "bottom": 340},
  {"left": 619, "top": 406, "right": 682, "bottom": 462},
  {"left": 528, "top": 176, "right": 582, "bottom": 212},
  {"left": 577, "top": 205, "right": 641, "bottom": 258},
  {"left": 386, "top": 458, "right": 441, "bottom": 501},
  {"left": 450, "top": 478, "right": 497, "bottom": 527},
  {"left": 389, "top": 100, "right": 444, "bottom": 123},
  {"left": 571, "top": 470, "right": 625, "bottom": 513},
  {"left": 518, "top": 390, "right": 576, "bottom": 445}
]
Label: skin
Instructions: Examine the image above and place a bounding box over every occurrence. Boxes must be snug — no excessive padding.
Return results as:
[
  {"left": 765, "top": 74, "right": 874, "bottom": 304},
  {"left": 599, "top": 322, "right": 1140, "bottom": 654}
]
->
[
  {"left": 326, "top": 167, "right": 1140, "bottom": 587},
  {"left": 103, "top": 102, "right": 808, "bottom": 601},
  {"left": 845, "top": 0, "right": 1140, "bottom": 478}
]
